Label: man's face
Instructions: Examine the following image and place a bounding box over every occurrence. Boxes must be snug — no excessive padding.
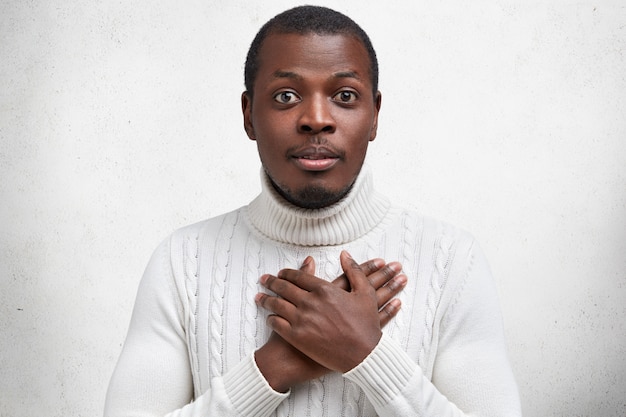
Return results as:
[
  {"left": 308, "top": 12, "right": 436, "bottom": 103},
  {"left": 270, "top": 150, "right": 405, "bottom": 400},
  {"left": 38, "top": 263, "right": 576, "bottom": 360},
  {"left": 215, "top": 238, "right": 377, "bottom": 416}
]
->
[{"left": 242, "top": 32, "right": 381, "bottom": 209}]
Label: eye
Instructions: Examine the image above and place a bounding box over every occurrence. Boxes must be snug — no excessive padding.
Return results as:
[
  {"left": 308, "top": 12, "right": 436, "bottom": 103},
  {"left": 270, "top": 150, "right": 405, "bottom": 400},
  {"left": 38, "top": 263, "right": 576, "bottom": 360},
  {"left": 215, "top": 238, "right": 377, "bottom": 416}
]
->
[
  {"left": 333, "top": 90, "right": 358, "bottom": 103},
  {"left": 274, "top": 91, "right": 301, "bottom": 104}
]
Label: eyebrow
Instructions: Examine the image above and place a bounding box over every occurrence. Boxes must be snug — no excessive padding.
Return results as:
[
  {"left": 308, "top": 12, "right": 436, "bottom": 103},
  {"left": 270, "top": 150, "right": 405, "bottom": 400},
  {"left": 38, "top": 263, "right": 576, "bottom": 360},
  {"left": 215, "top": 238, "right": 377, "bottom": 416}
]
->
[
  {"left": 271, "top": 70, "right": 362, "bottom": 82},
  {"left": 272, "top": 70, "right": 303, "bottom": 80},
  {"left": 333, "top": 71, "right": 361, "bottom": 81}
]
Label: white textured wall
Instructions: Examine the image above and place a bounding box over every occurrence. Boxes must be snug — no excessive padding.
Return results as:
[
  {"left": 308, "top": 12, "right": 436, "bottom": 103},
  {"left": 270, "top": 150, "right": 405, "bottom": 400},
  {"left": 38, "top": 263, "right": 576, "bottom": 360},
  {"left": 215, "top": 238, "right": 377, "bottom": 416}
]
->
[{"left": 1, "top": 1, "right": 625, "bottom": 416}]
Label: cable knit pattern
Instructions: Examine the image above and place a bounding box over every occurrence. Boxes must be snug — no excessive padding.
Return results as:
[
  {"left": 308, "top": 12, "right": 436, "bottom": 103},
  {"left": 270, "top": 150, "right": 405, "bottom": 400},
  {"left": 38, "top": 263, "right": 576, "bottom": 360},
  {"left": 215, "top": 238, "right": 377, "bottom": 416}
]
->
[
  {"left": 182, "top": 233, "right": 200, "bottom": 395},
  {"left": 240, "top": 234, "right": 262, "bottom": 360},
  {"left": 419, "top": 232, "right": 455, "bottom": 367},
  {"left": 393, "top": 210, "right": 421, "bottom": 349},
  {"left": 443, "top": 244, "right": 474, "bottom": 329},
  {"left": 104, "top": 167, "right": 522, "bottom": 417}
]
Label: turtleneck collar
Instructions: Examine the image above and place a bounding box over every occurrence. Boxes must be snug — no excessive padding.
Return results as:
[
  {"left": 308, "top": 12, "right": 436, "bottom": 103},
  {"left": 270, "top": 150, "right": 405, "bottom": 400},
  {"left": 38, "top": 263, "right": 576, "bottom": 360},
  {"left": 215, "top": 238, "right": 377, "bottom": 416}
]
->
[{"left": 245, "top": 166, "right": 390, "bottom": 246}]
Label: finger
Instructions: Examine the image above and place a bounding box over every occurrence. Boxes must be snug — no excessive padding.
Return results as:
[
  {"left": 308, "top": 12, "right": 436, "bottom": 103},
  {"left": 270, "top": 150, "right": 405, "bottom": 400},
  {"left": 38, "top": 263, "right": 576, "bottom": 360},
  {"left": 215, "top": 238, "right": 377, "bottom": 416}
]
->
[
  {"left": 266, "top": 313, "right": 293, "bottom": 337},
  {"left": 299, "top": 256, "right": 316, "bottom": 275},
  {"left": 375, "top": 272, "right": 407, "bottom": 308},
  {"left": 331, "top": 258, "right": 385, "bottom": 290},
  {"left": 379, "top": 299, "right": 402, "bottom": 328},
  {"left": 359, "top": 258, "right": 386, "bottom": 276},
  {"left": 259, "top": 273, "right": 308, "bottom": 303},
  {"left": 276, "top": 268, "right": 326, "bottom": 293},
  {"left": 339, "top": 250, "right": 370, "bottom": 293},
  {"left": 255, "top": 292, "right": 297, "bottom": 319},
  {"left": 367, "top": 262, "right": 403, "bottom": 289}
]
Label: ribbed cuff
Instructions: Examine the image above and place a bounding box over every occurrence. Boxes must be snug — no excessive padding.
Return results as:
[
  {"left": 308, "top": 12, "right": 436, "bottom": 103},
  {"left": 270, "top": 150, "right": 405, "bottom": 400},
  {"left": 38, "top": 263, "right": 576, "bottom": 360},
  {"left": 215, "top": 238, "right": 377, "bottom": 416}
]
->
[
  {"left": 343, "top": 333, "right": 416, "bottom": 409},
  {"left": 222, "top": 354, "right": 289, "bottom": 416}
]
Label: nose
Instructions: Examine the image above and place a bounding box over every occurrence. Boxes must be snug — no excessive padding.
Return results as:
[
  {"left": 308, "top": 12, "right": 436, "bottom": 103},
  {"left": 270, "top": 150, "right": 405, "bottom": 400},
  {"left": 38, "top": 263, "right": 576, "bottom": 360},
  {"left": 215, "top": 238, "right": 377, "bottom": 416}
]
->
[{"left": 298, "top": 94, "right": 336, "bottom": 134}]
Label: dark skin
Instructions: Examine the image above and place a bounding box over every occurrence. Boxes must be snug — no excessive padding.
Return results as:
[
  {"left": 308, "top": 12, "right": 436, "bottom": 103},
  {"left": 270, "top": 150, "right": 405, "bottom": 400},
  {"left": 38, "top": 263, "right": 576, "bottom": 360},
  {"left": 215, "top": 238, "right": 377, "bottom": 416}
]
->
[
  {"left": 242, "top": 33, "right": 382, "bottom": 208},
  {"left": 255, "top": 256, "right": 406, "bottom": 392},
  {"left": 243, "top": 32, "right": 405, "bottom": 392}
]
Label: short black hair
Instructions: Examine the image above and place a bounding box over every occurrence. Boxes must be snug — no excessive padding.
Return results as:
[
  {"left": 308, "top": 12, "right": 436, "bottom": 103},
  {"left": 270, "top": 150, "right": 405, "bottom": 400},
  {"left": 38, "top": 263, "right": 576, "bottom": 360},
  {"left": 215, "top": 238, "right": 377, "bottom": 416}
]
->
[{"left": 244, "top": 6, "right": 379, "bottom": 97}]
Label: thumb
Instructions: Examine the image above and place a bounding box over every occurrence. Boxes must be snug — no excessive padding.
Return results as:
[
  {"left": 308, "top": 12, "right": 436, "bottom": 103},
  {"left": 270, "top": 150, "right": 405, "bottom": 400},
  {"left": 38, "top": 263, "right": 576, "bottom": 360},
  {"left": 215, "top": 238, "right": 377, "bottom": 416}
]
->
[
  {"left": 300, "top": 256, "right": 316, "bottom": 275},
  {"left": 339, "top": 251, "right": 368, "bottom": 292}
]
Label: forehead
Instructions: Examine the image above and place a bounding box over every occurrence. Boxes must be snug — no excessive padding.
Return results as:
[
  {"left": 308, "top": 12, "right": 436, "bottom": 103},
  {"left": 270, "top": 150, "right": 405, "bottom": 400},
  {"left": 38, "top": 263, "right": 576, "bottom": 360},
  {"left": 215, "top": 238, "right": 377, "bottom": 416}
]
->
[{"left": 255, "top": 32, "right": 372, "bottom": 87}]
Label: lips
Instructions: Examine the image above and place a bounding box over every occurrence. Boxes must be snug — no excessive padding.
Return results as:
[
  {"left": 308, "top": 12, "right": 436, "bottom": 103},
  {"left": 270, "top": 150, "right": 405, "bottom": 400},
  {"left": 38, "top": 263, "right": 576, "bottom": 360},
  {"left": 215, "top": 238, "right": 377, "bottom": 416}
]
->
[{"left": 291, "top": 146, "right": 341, "bottom": 171}]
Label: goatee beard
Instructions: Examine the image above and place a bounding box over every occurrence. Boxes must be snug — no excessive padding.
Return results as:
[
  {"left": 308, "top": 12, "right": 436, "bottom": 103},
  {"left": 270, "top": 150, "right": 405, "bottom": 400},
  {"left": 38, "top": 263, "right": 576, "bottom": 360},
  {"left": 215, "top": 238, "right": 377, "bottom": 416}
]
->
[{"left": 270, "top": 180, "right": 354, "bottom": 210}]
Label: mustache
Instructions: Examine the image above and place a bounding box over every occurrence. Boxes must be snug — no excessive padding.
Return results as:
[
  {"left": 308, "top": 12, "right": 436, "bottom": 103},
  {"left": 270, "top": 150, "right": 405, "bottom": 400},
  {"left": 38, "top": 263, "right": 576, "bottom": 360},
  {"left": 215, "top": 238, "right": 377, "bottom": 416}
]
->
[{"left": 286, "top": 137, "right": 345, "bottom": 159}]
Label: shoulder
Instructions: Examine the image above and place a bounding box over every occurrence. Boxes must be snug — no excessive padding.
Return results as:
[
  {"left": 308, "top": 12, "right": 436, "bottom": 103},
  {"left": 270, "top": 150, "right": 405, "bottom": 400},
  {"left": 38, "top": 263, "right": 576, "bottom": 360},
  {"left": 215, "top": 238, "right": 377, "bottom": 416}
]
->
[
  {"left": 393, "top": 207, "right": 477, "bottom": 256},
  {"left": 167, "top": 207, "right": 245, "bottom": 251},
  {"left": 407, "top": 214, "right": 499, "bottom": 326},
  {"left": 393, "top": 207, "right": 487, "bottom": 302},
  {"left": 155, "top": 208, "right": 245, "bottom": 277},
  {"left": 136, "top": 208, "right": 246, "bottom": 327},
  {"left": 143, "top": 208, "right": 244, "bottom": 286}
]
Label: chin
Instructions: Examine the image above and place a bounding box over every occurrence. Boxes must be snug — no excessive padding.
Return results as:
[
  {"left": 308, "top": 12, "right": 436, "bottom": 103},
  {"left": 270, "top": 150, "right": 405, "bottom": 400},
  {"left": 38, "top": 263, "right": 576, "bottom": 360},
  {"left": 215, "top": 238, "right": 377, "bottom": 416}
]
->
[
  {"left": 285, "top": 183, "right": 354, "bottom": 209},
  {"left": 266, "top": 168, "right": 358, "bottom": 209}
]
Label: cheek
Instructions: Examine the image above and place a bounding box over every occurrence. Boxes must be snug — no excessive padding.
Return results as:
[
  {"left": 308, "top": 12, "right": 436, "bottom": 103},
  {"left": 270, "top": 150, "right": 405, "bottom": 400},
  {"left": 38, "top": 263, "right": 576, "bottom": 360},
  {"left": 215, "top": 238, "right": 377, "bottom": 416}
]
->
[
  {"left": 256, "top": 112, "right": 300, "bottom": 152},
  {"left": 343, "top": 119, "right": 375, "bottom": 151},
  {"left": 256, "top": 141, "right": 281, "bottom": 167},
  {"left": 340, "top": 108, "right": 376, "bottom": 134}
]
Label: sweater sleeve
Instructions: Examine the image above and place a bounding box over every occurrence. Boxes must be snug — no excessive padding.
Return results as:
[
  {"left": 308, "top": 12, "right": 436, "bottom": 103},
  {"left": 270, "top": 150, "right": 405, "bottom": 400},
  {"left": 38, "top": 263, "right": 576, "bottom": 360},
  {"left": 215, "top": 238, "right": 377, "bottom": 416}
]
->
[
  {"left": 344, "top": 240, "right": 522, "bottom": 417},
  {"left": 104, "top": 238, "right": 288, "bottom": 417}
]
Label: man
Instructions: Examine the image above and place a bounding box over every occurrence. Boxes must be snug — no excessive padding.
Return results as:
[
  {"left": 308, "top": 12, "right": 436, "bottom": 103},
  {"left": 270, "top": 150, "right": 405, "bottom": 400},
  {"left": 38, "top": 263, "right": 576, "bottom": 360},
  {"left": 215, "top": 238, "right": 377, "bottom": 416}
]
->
[{"left": 105, "top": 6, "right": 522, "bottom": 416}]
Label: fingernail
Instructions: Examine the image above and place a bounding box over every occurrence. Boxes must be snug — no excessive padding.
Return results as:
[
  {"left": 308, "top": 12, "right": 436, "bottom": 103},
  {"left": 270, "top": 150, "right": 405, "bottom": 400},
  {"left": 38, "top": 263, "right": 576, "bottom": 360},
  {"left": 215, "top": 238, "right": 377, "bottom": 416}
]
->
[
  {"left": 389, "top": 262, "right": 402, "bottom": 272},
  {"left": 396, "top": 274, "right": 408, "bottom": 286},
  {"left": 254, "top": 293, "right": 262, "bottom": 305},
  {"left": 372, "top": 258, "right": 385, "bottom": 268}
]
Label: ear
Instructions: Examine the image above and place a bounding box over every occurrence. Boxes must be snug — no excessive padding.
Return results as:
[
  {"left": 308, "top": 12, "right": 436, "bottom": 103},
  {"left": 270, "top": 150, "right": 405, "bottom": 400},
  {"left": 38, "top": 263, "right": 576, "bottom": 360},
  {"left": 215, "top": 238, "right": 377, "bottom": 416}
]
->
[
  {"left": 369, "top": 91, "right": 382, "bottom": 142},
  {"left": 241, "top": 91, "right": 256, "bottom": 140}
]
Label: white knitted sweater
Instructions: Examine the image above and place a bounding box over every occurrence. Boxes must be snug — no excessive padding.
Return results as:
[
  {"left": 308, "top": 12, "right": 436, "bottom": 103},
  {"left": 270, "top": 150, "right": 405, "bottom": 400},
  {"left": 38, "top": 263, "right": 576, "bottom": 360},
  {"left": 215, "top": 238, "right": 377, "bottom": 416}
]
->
[{"left": 104, "top": 168, "right": 522, "bottom": 416}]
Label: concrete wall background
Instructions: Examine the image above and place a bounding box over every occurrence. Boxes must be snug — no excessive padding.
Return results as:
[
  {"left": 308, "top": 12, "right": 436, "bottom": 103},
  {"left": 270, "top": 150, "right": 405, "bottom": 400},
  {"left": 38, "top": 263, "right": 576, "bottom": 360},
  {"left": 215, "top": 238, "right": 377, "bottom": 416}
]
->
[{"left": 1, "top": 1, "right": 624, "bottom": 416}]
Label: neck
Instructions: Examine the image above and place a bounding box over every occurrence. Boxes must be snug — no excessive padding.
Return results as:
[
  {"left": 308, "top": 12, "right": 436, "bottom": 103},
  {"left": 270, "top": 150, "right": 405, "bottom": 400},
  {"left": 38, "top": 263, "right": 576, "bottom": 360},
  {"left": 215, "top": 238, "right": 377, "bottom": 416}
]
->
[{"left": 245, "top": 166, "right": 390, "bottom": 246}]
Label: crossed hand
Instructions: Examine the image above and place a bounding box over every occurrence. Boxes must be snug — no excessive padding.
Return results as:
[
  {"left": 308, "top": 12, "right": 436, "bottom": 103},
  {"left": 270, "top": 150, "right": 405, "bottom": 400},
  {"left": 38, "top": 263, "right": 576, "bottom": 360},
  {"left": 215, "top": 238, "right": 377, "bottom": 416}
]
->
[{"left": 254, "top": 251, "right": 407, "bottom": 392}]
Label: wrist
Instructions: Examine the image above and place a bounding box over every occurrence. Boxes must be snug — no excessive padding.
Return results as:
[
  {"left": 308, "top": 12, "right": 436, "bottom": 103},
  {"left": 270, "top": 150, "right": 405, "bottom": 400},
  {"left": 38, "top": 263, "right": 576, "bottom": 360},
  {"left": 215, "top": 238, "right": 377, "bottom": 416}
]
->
[
  {"left": 343, "top": 333, "right": 416, "bottom": 409},
  {"left": 255, "top": 344, "right": 293, "bottom": 393},
  {"left": 255, "top": 334, "right": 331, "bottom": 392},
  {"left": 223, "top": 353, "right": 289, "bottom": 415},
  {"left": 341, "top": 329, "right": 383, "bottom": 373}
]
